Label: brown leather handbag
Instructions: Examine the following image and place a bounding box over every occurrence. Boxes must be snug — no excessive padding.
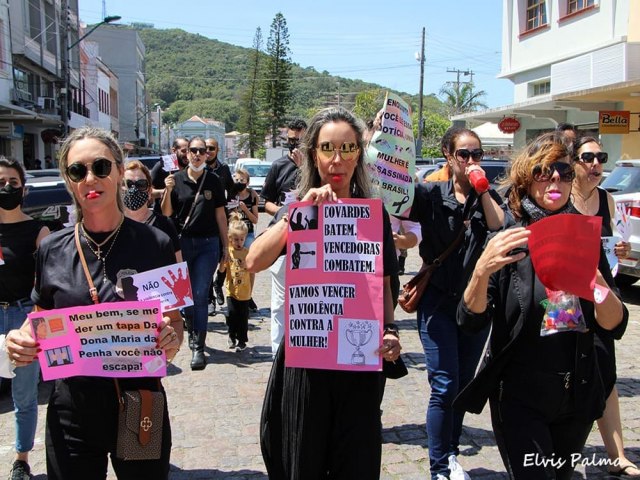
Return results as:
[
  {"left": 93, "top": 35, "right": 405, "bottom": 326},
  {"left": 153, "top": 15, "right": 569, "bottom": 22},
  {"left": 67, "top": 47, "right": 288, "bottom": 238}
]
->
[{"left": 398, "top": 227, "right": 465, "bottom": 314}]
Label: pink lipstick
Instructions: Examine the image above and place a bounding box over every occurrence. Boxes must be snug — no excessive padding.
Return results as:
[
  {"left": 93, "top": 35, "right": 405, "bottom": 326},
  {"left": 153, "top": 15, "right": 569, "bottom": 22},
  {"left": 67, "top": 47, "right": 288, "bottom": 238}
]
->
[{"left": 87, "top": 191, "right": 100, "bottom": 199}]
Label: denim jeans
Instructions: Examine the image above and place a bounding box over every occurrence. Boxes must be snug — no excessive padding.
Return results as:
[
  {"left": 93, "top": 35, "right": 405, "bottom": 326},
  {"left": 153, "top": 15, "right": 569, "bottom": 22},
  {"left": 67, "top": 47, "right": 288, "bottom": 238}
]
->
[
  {"left": 417, "top": 287, "right": 489, "bottom": 479},
  {"left": 1, "top": 300, "right": 39, "bottom": 453},
  {"left": 180, "top": 236, "right": 219, "bottom": 332}
]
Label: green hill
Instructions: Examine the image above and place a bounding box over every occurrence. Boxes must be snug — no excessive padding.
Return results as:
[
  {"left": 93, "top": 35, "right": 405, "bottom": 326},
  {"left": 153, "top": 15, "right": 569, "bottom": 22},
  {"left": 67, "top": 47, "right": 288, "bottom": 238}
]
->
[{"left": 135, "top": 27, "right": 445, "bottom": 132}]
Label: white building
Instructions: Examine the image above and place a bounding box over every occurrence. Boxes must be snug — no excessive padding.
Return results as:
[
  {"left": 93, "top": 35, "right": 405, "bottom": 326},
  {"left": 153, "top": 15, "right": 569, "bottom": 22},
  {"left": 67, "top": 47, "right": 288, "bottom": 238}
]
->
[{"left": 455, "top": 0, "right": 640, "bottom": 163}]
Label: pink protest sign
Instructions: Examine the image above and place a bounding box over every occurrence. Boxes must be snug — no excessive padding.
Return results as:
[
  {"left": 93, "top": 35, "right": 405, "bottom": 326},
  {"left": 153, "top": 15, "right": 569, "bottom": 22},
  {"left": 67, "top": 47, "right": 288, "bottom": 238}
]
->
[
  {"left": 285, "top": 199, "right": 384, "bottom": 371},
  {"left": 121, "top": 261, "right": 193, "bottom": 311},
  {"left": 28, "top": 300, "right": 166, "bottom": 381},
  {"left": 527, "top": 214, "right": 602, "bottom": 301}
]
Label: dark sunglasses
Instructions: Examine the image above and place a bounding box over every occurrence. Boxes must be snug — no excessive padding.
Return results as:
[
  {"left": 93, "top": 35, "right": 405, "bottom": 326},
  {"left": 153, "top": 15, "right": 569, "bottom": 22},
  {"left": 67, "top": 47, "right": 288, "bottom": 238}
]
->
[
  {"left": 125, "top": 179, "right": 149, "bottom": 191},
  {"left": 577, "top": 151, "right": 608, "bottom": 164},
  {"left": 66, "top": 158, "right": 113, "bottom": 183},
  {"left": 287, "top": 138, "right": 300, "bottom": 145},
  {"left": 532, "top": 162, "right": 575, "bottom": 183},
  {"left": 189, "top": 147, "right": 207, "bottom": 155},
  {"left": 454, "top": 148, "right": 484, "bottom": 162},
  {"left": 206, "top": 146, "right": 218, "bottom": 152}
]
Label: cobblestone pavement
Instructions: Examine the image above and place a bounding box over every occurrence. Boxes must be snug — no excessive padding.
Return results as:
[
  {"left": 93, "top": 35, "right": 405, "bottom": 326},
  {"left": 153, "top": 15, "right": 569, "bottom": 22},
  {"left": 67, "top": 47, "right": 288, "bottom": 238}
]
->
[{"left": 0, "top": 213, "right": 638, "bottom": 479}]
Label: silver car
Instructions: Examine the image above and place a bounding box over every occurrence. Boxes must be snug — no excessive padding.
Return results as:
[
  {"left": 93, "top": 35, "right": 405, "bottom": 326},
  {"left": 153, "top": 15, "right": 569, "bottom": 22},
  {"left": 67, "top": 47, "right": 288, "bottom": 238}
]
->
[{"left": 601, "top": 159, "right": 640, "bottom": 286}]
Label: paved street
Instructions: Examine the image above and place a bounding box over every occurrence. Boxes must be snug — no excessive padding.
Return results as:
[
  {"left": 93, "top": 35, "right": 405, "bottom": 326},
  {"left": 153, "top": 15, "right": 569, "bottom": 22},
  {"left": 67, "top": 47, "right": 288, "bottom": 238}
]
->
[{"left": 0, "top": 213, "right": 638, "bottom": 479}]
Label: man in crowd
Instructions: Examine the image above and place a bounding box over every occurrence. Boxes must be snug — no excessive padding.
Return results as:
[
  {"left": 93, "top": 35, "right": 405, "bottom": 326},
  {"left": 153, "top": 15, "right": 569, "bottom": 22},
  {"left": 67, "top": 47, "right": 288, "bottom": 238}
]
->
[
  {"left": 150, "top": 137, "right": 190, "bottom": 204},
  {"left": 260, "top": 118, "right": 307, "bottom": 356},
  {"left": 205, "top": 137, "right": 234, "bottom": 313}
]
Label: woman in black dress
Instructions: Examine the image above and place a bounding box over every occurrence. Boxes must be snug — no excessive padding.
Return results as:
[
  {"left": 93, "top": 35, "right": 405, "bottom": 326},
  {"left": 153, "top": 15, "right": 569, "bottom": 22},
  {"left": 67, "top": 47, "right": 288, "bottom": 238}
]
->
[{"left": 5, "top": 126, "right": 182, "bottom": 480}]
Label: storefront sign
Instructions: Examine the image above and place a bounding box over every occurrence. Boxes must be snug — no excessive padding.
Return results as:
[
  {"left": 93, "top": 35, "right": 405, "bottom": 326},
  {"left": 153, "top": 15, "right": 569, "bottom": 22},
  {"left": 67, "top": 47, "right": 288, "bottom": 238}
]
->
[
  {"left": 599, "top": 111, "right": 630, "bottom": 134},
  {"left": 498, "top": 117, "right": 521, "bottom": 134}
]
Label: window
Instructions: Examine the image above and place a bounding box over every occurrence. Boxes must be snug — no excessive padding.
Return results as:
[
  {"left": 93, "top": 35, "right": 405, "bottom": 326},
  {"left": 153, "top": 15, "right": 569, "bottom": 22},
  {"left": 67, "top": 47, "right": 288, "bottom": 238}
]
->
[
  {"left": 568, "top": 0, "right": 594, "bottom": 14},
  {"left": 27, "top": 0, "right": 41, "bottom": 39},
  {"left": 0, "top": 21, "right": 5, "bottom": 73},
  {"left": 533, "top": 80, "right": 551, "bottom": 96},
  {"left": 44, "top": 2, "right": 56, "bottom": 53},
  {"left": 526, "top": 0, "right": 547, "bottom": 31}
]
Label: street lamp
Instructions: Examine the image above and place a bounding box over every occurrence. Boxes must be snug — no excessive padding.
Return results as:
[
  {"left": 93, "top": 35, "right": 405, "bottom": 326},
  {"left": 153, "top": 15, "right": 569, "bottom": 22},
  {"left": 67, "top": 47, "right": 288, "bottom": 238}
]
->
[{"left": 61, "top": 7, "right": 121, "bottom": 136}]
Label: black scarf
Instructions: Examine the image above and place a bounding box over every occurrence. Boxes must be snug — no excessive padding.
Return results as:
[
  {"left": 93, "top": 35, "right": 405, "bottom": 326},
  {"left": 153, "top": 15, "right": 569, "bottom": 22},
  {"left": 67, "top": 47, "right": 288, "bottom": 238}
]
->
[{"left": 521, "top": 195, "right": 578, "bottom": 224}]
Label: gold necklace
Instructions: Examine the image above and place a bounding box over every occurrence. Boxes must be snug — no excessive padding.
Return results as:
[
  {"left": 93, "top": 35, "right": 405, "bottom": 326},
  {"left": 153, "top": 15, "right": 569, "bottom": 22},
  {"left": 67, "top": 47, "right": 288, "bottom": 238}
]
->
[
  {"left": 575, "top": 187, "right": 597, "bottom": 203},
  {"left": 80, "top": 216, "right": 124, "bottom": 284}
]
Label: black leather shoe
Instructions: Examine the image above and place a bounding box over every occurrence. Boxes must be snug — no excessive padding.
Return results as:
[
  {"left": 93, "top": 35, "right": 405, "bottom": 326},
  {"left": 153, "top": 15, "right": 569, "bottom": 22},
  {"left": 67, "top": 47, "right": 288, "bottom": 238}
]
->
[{"left": 190, "top": 332, "right": 207, "bottom": 370}]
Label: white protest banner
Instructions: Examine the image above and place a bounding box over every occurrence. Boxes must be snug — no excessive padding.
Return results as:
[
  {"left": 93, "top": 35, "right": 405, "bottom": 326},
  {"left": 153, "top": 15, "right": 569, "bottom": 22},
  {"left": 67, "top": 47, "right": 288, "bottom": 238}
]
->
[
  {"left": 162, "top": 154, "right": 179, "bottom": 172},
  {"left": 365, "top": 92, "right": 416, "bottom": 216},
  {"left": 121, "top": 262, "right": 193, "bottom": 311}
]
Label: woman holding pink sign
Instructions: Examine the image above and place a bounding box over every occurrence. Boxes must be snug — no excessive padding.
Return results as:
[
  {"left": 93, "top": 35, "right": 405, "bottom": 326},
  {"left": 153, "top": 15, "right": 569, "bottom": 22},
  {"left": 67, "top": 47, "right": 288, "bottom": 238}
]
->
[
  {"left": 457, "top": 132, "right": 628, "bottom": 479},
  {"left": 248, "top": 107, "right": 401, "bottom": 479},
  {"left": 5, "top": 127, "right": 182, "bottom": 480},
  {"left": 572, "top": 136, "right": 638, "bottom": 477},
  {"left": 0, "top": 157, "right": 49, "bottom": 480}
]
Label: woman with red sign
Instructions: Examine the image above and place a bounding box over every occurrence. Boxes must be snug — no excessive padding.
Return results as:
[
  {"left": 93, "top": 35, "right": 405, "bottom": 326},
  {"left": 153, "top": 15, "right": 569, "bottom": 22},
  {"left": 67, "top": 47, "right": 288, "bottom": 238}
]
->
[
  {"left": 572, "top": 136, "right": 638, "bottom": 477},
  {"left": 5, "top": 127, "right": 182, "bottom": 480},
  {"left": 457, "top": 132, "right": 627, "bottom": 479},
  {"left": 247, "top": 107, "right": 401, "bottom": 479}
]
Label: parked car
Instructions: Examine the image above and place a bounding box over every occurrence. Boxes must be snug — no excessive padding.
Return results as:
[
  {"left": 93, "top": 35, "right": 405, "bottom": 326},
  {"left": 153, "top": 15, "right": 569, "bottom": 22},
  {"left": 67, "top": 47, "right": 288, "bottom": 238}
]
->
[
  {"left": 600, "top": 159, "right": 640, "bottom": 286},
  {"left": 24, "top": 169, "right": 72, "bottom": 231}
]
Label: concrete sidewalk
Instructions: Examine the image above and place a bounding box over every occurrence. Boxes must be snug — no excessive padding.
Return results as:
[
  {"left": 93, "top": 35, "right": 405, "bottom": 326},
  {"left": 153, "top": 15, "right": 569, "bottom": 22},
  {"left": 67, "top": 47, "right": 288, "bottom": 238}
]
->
[{"left": 0, "top": 213, "right": 638, "bottom": 479}]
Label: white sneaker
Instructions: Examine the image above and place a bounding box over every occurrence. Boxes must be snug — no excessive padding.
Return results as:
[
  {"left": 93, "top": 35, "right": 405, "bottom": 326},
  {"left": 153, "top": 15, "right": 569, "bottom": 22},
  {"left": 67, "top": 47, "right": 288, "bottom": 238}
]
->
[
  {"left": 448, "top": 455, "right": 471, "bottom": 480},
  {"left": 436, "top": 475, "right": 449, "bottom": 480}
]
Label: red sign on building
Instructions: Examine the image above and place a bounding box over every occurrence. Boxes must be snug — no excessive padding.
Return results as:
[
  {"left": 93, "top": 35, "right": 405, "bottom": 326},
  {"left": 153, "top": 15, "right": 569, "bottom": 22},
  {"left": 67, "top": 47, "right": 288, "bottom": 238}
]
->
[{"left": 498, "top": 117, "right": 521, "bottom": 134}]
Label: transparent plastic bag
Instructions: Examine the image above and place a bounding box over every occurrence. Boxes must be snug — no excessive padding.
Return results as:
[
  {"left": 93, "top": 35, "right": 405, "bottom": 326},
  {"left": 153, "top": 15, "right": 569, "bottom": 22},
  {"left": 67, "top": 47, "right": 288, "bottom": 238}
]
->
[{"left": 540, "top": 290, "right": 587, "bottom": 337}]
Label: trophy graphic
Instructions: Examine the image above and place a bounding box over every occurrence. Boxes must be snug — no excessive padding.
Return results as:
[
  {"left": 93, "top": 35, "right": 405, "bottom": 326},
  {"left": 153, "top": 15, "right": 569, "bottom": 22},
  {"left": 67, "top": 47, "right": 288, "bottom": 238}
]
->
[{"left": 345, "top": 321, "right": 373, "bottom": 365}]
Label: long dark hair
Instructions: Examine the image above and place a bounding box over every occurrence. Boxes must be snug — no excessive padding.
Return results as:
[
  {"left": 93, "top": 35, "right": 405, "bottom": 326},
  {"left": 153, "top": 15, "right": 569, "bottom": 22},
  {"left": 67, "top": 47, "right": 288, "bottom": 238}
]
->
[{"left": 298, "top": 107, "right": 371, "bottom": 199}]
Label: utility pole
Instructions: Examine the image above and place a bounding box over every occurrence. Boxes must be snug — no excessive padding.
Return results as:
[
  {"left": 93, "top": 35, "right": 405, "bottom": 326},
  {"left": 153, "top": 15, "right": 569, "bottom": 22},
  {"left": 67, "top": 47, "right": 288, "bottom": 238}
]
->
[
  {"left": 416, "top": 27, "right": 425, "bottom": 157},
  {"left": 446, "top": 68, "right": 473, "bottom": 115}
]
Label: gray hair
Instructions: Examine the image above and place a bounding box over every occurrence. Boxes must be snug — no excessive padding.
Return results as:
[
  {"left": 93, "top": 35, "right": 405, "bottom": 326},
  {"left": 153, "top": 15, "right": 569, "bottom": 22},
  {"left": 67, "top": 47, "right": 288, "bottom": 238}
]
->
[
  {"left": 58, "top": 126, "right": 124, "bottom": 222},
  {"left": 297, "top": 107, "right": 371, "bottom": 199}
]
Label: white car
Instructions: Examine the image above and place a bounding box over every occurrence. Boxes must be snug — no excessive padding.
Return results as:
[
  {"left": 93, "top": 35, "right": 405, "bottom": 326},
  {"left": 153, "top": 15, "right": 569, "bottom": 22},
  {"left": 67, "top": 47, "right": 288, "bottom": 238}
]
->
[{"left": 601, "top": 159, "right": 640, "bottom": 286}]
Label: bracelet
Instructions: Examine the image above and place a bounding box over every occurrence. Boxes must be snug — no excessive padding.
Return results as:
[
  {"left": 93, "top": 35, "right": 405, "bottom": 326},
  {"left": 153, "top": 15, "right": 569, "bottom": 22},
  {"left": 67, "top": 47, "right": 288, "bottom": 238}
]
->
[
  {"left": 383, "top": 323, "right": 400, "bottom": 339},
  {"left": 478, "top": 189, "right": 490, "bottom": 198}
]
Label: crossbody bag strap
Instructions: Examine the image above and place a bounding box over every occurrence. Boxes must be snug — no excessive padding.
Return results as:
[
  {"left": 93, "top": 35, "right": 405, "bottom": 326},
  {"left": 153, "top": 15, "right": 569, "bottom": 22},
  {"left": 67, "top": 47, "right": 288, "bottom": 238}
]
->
[
  {"left": 74, "top": 224, "right": 99, "bottom": 305},
  {"left": 181, "top": 169, "right": 207, "bottom": 234}
]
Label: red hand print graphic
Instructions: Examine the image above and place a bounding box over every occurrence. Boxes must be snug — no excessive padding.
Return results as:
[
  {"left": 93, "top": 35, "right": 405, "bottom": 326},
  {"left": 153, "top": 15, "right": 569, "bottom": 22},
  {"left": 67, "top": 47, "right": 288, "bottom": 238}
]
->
[{"left": 162, "top": 267, "right": 192, "bottom": 309}]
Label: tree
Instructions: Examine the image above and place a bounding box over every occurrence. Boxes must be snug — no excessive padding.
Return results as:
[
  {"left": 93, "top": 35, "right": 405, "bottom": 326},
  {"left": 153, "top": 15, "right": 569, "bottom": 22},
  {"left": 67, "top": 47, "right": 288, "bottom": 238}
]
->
[
  {"left": 238, "top": 27, "right": 265, "bottom": 157},
  {"left": 353, "top": 89, "right": 385, "bottom": 122},
  {"left": 413, "top": 111, "right": 451, "bottom": 158},
  {"left": 439, "top": 82, "right": 488, "bottom": 117},
  {"left": 261, "top": 13, "right": 292, "bottom": 147}
]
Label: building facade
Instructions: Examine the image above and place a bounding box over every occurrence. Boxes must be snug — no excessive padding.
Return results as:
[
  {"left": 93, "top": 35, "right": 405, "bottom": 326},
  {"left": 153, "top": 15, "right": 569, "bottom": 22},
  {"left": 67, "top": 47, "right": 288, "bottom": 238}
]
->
[
  {"left": 174, "top": 115, "right": 226, "bottom": 160},
  {"left": 455, "top": 0, "right": 640, "bottom": 163}
]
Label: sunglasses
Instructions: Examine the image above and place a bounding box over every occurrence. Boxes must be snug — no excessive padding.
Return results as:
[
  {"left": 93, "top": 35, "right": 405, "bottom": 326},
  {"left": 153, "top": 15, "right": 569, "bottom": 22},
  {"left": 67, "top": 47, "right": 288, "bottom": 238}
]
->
[
  {"left": 532, "top": 162, "right": 575, "bottom": 183},
  {"left": 125, "top": 179, "right": 149, "bottom": 191},
  {"left": 454, "top": 148, "right": 484, "bottom": 162},
  {"left": 66, "top": 158, "right": 113, "bottom": 183},
  {"left": 577, "top": 151, "right": 608, "bottom": 164},
  {"left": 287, "top": 138, "right": 300, "bottom": 145},
  {"left": 189, "top": 147, "right": 207, "bottom": 155},
  {"left": 316, "top": 142, "right": 360, "bottom": 162},
  {"left": 206, "top": 146, "right": 218, "bottom": 152}
]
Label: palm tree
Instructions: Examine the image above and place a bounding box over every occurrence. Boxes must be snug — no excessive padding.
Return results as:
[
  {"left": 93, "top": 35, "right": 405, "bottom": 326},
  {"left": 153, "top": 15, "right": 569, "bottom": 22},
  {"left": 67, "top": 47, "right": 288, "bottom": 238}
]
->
[{"left": 439, "top": 82, "right": 488, "bottom": 117}]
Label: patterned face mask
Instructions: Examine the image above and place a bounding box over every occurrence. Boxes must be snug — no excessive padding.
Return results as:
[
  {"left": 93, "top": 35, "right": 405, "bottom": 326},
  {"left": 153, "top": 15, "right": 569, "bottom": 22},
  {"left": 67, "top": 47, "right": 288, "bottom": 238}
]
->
[{"left": 123, "top": 187, "right": 149, "bottom": 211}]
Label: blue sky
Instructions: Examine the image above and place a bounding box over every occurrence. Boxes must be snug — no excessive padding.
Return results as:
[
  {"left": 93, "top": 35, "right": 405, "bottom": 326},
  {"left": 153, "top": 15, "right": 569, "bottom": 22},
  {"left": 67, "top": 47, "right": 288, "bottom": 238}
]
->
[{"left": 79, "top": 0, "right": 513, "bottom": 109}]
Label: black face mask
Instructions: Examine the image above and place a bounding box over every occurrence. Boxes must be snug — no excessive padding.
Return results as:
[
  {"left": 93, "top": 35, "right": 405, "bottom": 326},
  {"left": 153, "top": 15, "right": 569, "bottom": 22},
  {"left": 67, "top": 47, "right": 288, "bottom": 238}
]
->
[
  {"left": 0, "top": 184, "right": 23, "bottom": 211},
  {"left": 234, "top": 181, "right": 247, "bottom": 193},
  {"left": 123, "top": 187, "right": 149, "bottom": 211}
]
